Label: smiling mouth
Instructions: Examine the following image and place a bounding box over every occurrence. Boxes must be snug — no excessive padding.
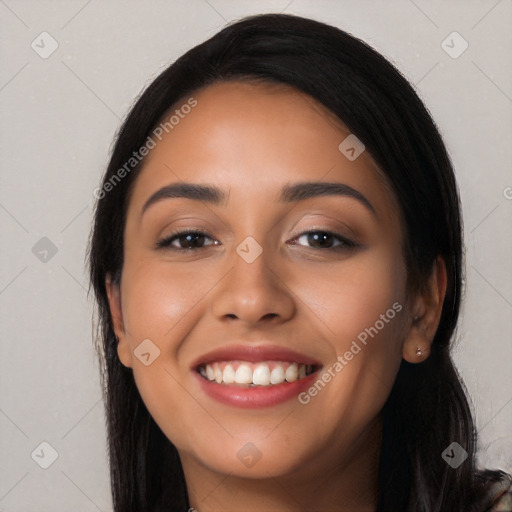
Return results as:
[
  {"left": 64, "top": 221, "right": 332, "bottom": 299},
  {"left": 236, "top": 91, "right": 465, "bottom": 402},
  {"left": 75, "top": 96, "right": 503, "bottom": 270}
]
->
[{"left": 197, "top": 360, "right": 319, "bottom": 387}]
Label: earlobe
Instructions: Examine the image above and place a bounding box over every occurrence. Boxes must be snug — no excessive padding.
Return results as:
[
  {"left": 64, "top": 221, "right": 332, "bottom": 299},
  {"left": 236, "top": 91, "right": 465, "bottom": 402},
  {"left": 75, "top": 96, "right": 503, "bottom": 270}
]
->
[
  {"left": 105, "top": 273, "right": 133, "bottom": 368},
  {"left": 402, "top": 256, "right": 447, "bottom": 363}
]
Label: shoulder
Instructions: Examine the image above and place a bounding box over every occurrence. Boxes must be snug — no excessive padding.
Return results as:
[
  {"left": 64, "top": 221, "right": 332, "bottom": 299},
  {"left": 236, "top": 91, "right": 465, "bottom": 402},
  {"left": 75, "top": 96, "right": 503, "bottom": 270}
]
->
[{"left": 480, "top": 470, "right": 512, "bottom": 512}]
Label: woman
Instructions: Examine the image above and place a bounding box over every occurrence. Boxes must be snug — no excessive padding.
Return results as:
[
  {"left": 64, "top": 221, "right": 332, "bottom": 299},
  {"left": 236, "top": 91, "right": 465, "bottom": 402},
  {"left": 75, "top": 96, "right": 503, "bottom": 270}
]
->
[{"left": 87, "top": 13, "right": 511, "bottom": 512}]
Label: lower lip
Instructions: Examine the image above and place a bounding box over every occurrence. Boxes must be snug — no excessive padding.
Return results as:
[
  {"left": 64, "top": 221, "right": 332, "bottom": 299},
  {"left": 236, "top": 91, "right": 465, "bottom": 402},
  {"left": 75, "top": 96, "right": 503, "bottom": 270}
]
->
[{"left": 193, "top": 370, "right": 319, "bottom": 409}]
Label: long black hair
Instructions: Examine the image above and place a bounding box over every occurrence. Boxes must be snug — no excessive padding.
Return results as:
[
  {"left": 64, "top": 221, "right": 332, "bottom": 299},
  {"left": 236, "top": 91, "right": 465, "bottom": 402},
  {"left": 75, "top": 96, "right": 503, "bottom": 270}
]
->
[{"left": 87, "top": 13, "right": 507, "bottom": 511}]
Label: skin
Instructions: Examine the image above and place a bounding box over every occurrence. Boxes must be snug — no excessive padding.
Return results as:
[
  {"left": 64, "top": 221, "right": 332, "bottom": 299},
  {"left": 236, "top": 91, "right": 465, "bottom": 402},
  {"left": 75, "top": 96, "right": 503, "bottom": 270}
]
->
[{"left": 106, "top": 80, "right": 447, "bottom": 511}]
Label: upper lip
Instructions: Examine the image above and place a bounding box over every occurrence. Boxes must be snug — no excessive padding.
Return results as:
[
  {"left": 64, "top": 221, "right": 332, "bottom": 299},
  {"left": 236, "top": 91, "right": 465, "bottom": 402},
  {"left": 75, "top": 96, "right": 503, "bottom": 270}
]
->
[{"left": 191, "top": 344, "right": 322, "bottom": 371}]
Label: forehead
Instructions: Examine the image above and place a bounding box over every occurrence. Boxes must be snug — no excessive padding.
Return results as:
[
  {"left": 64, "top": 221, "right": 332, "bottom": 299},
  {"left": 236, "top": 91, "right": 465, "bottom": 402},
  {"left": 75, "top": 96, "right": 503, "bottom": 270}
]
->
[{"left": 126, "top": 80, "right": 400, "bottom": 227}]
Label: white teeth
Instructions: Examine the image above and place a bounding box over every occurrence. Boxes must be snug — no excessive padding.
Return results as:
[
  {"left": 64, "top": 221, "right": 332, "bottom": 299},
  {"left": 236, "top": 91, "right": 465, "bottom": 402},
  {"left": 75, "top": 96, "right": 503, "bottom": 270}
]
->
[
  {"left": 214, "top": 363, "right": 223, "bottom": 384},
  {"left": 252, "top": 363, "right": 271, "bottom": 386},
  {"left": 285, "top": 362, "right": 298, "bottom": 382},
  {"left": 270, "top": 365, "right": 286, "bottom": 384},
  {"left": 199, "top": 361, "right": 313, "bottom": 386},
  {"left": 235, "top": 364, "right": 253, "bottom": 384},
  {"left": 222, "top": 363, "right": 235, "bottom": 384}
]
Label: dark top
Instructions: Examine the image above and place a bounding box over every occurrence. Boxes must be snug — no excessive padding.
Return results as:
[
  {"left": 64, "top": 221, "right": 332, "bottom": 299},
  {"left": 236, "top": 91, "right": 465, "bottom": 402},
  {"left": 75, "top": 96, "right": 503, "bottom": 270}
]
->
[{"left": 483, "top": 471, "right": 512, "bottom": 511}]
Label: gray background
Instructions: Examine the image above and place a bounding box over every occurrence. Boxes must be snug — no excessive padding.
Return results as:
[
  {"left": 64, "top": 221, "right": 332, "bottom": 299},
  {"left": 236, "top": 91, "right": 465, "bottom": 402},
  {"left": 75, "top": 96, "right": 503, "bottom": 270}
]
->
[{"left": 1, "top": 1, "right": 511, "bottom": 510}]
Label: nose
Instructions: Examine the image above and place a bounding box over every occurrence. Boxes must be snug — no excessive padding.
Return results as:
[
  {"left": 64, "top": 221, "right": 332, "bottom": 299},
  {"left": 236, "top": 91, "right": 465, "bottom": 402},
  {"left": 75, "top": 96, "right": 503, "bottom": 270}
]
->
[{"left": 210, "top": 242, "right": 295, "bottom": 326}]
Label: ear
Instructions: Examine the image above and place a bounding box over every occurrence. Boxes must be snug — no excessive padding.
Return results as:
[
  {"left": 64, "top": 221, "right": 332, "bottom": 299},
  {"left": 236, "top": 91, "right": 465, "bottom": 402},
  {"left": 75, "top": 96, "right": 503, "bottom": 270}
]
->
[
  {"left": 105, "top": 273, "right": 133, "bottom": 368},
  {"left": 402, "top": 255, "right": 447, "bottom": 363}
]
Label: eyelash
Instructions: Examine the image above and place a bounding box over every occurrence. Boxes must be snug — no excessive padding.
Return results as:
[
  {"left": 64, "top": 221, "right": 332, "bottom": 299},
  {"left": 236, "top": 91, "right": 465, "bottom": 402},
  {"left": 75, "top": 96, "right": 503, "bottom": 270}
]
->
[{"left": 155, "top": 228, "right": 357, "bottom": 252}]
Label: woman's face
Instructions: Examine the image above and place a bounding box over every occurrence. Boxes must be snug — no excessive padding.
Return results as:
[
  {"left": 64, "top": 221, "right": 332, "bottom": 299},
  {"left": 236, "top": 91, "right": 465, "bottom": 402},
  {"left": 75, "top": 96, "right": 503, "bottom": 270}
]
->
[{"left": 107, "top": 80, "right": 416, "bottom": 480}]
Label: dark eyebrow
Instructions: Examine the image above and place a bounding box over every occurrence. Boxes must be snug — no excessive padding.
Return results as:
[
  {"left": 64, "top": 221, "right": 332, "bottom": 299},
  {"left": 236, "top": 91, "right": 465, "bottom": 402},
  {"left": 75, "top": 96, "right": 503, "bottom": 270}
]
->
[
  {"left": 281, "top": 181, "right": 376, "bottom": 215},
  {"left": 140, "top": 181, "right": 376, "bottom": 217},
  {"left": 141, "top": 183, "right": 227, "bottom": 217}
]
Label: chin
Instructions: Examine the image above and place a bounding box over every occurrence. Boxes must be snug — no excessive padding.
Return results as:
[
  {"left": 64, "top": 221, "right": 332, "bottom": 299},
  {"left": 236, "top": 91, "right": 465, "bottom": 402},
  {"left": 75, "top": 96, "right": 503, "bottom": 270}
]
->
[{"left": 187, "top": 437, "right": 314, "bottom": 479}]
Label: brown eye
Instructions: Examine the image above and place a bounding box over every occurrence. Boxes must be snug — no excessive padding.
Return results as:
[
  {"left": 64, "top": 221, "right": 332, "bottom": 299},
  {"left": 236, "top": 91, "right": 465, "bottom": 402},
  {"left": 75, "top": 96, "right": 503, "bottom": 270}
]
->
[
  {"left": 291, "top": 230, "right": 356, "bottom": 251},
  {"left": 155, "top": 230, "right": 219, "bottom": 251}
]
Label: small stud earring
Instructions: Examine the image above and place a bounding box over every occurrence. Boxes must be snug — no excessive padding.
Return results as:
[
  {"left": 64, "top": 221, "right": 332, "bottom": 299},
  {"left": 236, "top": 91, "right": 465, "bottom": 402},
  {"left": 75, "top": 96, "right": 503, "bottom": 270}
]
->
[
  {"left": 413, "top": 315, "right": 419, "bottom": 321},
  {"left": 416, "top": 346, "right": 423, "bottom": 357}
]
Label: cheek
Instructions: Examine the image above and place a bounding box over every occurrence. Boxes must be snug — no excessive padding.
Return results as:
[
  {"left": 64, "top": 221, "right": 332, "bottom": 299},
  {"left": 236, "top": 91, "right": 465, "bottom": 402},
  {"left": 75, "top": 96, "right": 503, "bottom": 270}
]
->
[
  {"left": 117, "top": 258, "right": 216, "bottom": 443},
  {"left": 291, "top": 254, "right": 407, "bottom": 435},
  {"left": 297, "top": 248, "right": 407, "bottom": 357},
  {"left": 120, "top": 257, "right": 215, "bottom": 342}
]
